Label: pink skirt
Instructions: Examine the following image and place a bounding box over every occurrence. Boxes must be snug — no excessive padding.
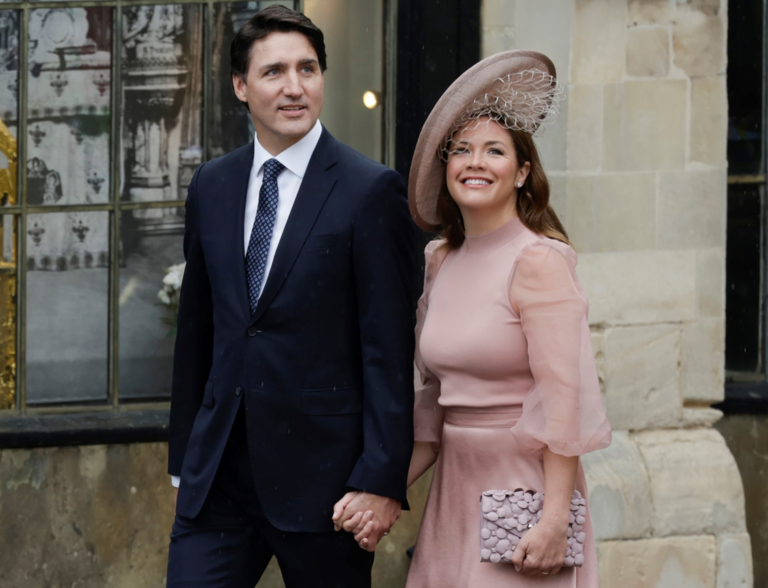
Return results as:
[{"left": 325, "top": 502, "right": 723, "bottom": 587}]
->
[{"left": 406, "top": 407, "right": 599, "bottom": 588}]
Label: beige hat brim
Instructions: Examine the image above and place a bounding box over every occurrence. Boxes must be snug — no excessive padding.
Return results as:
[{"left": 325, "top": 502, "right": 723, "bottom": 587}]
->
[{"left": 407, "top": 50, "right": 557, "bottom": 233}]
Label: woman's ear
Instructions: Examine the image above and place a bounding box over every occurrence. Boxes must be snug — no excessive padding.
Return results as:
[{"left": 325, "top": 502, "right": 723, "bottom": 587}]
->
[{"left": 518, "top": 161, "right": 531, "bottom": 185}]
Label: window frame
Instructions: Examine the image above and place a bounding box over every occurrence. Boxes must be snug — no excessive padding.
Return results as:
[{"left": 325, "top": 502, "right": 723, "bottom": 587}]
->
[
  {"left": 0, "top": 0, "right": 309, "bottom": 444},
  {"left": 722, "top": 0, "right": 768, "bottom": 413}
]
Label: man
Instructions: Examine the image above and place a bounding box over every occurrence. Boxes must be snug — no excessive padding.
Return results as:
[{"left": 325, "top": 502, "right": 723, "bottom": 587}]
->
[{"left": 166, "top": 5, "right": 416, "bottom": 587}]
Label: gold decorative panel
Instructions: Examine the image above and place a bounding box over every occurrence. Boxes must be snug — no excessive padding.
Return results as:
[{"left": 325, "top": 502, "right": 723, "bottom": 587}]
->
[{"left": 0, "top": 213, "right": 16, "bottom": 411}]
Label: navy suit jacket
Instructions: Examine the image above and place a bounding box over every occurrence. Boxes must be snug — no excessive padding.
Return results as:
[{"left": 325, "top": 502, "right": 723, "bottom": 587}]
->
[{"left": 168, "top": 128, "right": 417, "bottom": 532}]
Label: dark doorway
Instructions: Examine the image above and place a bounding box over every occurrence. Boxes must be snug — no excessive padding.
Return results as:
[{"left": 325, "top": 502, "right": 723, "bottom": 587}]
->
[
  {"left": 396, "top": 0, "right": 481, "bottom": 291},
  {"left": 395, "top": 0, "right": 481, "bottom": 181}
]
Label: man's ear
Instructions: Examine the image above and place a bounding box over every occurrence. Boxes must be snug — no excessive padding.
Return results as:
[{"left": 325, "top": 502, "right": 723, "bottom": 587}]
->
[{"left": 232, "top": 73, "right": 247, "bottom": 103}]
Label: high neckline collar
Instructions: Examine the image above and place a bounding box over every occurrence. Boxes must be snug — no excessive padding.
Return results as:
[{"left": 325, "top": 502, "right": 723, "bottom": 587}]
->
[{"left": 464, "top": 216, "right": 525, "bottom": 253}]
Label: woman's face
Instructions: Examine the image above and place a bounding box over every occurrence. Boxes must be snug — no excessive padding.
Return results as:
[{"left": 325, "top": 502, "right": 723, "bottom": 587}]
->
[{"left": 445, "top": 118, "right": 529, "bottom": 218}]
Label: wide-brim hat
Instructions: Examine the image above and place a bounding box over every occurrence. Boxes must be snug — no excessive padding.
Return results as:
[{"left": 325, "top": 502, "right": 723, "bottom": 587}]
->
[{"left": 408, "top": 50, "right": 558, "bottom": 233}]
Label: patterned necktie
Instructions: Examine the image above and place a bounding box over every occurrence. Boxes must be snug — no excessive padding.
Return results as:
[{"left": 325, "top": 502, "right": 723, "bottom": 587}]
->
[{"left": 245, "top": 158, "right": 285, "bottom": 314}]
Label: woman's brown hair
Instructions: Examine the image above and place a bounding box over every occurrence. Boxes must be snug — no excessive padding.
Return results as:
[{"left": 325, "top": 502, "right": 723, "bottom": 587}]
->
[{"left": 435, "top": 122, "right": 570, "bottom": 250}]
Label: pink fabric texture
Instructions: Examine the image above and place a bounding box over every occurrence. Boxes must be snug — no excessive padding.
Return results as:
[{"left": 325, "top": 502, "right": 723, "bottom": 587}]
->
[
  {"left": 413, "top": 218, "right": 611, "bottom": 457},
  {"left": 407, "top": 217, "right": 610, "bottom": 587}
]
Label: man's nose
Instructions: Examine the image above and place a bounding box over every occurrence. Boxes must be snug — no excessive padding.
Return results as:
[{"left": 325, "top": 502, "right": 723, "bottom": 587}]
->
[{"left": 282, "top": 71, "right": 303, "bottom": 98}]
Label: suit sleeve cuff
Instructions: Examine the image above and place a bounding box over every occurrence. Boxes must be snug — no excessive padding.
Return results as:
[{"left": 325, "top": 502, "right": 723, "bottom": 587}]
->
[{"left": 171, "top": 475, "right": 181, "bottom": 488}]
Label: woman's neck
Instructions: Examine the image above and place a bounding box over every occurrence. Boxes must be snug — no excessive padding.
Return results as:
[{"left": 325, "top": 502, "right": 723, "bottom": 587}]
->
[{"left": 461, "top": 204, "right": 519, "bottom": 237}]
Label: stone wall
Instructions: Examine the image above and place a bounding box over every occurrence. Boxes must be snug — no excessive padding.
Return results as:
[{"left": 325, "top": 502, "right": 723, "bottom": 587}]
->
[
  {"left": 0, "top": 443, "right": 431, "bottom": 587},
  {"left": 483, "top": 0, "right": 752, "bottom": 586}
]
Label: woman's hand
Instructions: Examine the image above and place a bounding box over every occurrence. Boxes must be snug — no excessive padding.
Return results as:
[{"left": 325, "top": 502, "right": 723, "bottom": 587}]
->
[
  {"left": 339, "top": 510, "right": 380, "bottom": 552},
  {"left": 509, "top": 518, "right": 567, "bottom": 576}
]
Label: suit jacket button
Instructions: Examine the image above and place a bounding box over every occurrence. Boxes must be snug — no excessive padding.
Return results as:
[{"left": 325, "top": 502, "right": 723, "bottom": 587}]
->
[
  {"left": 235, "top": 387, "right": 242, "bottom": 396},
  {"left": 247, "top": 327, "right": 257, "bottom": 337}
]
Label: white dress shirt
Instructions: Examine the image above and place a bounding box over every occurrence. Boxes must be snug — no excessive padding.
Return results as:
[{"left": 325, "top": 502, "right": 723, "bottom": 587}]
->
[{"left": 172, "top": 120, "right": 323, "bottom": 489}]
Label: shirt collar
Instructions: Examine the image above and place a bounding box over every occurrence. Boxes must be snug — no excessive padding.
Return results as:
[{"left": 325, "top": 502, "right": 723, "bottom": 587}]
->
[{"left": 252, "top": 120, "right": 323, "bottom": 179}]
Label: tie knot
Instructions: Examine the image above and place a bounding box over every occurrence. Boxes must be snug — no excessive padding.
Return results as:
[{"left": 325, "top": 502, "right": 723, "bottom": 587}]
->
[{"left": 263, "top": 159, "right": 285, "bottom": 182}]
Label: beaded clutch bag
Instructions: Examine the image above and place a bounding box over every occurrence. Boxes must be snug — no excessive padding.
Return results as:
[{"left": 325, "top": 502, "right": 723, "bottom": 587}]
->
[{"left": 479, "top": 488, "right": 587, "bottom": 567}]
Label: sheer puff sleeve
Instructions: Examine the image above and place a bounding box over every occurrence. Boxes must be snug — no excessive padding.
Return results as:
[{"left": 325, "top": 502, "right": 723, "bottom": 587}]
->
[
  {"left": 413, "top": 240, "right": 448, "bottom": 450},
  {"left": 509, "top": 240, "right": 611, "bottom": 457}
]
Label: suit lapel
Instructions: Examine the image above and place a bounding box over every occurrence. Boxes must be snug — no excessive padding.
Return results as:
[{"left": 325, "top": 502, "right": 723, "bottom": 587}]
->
[
  {"left": 250, "top": 128, "right": 338, "bottom": 325},
  {"left": 228, "top": 141, "right": 255, "bottom": 321}
]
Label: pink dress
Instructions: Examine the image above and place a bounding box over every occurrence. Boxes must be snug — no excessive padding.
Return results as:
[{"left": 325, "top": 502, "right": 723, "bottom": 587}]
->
[{"left": 406, "top": 217, "right": 611, "bottom": 588}]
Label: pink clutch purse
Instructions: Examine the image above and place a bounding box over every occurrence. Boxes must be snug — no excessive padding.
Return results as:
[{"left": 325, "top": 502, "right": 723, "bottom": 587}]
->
[{"left": 479, "top": 488, "right": 587, "bottom": 567}]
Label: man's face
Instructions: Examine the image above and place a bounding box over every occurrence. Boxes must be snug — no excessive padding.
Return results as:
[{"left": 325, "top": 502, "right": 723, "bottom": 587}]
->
[{"left": 233, "top": 31, "right": 324, "bottom": 154}]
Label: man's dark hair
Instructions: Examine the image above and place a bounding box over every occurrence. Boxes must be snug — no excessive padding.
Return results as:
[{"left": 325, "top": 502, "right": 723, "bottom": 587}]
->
[{"left": 230, "top": 5, "right": 327, "bottom": 80}]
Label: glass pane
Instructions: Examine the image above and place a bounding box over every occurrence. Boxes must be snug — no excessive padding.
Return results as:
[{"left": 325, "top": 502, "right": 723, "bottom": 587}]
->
[
  {"left": 119, "top": 206, "right": 183, "bottom": 400},
  {"left": 0, "top": 11, "right": 19, "bottom": 207},
  {"left": 26, "top": 211, "right": 109, "bottom": 404},
  {"left": 727, "top": 0, "right": 763, "bottom": 175},
  {"left": 27, "top": 8, "right": 112, "bottom": 206},
  {"left": 304, "top": 0, "right": 384, "bottom": 162},
  {"left": 0, "top": 214, "right": 17, "bottom": 410},
  {"left": 726, "top": 185, "right": 763, "bottom": 373},
  {"left": 209, "top": 1, "right": 298, "bottom": 158},
  {"left": 121, "top": 5, "right": 203, "bottom": 204}
]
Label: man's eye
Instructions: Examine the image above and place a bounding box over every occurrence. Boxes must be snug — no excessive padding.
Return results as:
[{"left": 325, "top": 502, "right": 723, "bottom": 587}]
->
[
  {"left": 302, "top": 66, "right": 314, "bottom": 73},
  {"left": 267, "top": 69, "right": 279, "bottom": 76}
]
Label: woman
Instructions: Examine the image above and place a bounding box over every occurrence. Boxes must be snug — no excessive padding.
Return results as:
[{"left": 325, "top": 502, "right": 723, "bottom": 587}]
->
[{"left": 349, "top": 50, "right": 611, "bottom": 586}]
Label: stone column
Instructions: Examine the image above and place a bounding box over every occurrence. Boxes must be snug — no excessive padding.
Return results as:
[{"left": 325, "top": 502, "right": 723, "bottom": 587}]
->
[{"left": 480, "top": 1, "right": 752, "bottom": 586}]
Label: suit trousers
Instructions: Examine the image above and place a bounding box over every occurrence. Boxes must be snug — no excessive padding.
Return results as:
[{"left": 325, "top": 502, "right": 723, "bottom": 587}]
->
[{"left": 166, "top": 399, "right": 375, "bottom": 588}]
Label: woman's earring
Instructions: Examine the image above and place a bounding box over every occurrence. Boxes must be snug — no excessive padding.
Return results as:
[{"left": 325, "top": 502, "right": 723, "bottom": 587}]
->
[{"left": 516, "top": 182, "right": 523, "bottom": 188}]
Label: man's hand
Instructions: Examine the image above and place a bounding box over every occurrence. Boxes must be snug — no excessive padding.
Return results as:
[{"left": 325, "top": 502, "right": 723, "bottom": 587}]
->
[{"left": 332, "top": 491, "right": 401, "bottom": 552}]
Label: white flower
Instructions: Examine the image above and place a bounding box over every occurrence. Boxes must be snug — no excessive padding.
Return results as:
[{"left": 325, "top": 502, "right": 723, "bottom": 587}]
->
[
  {"left": 157, "top": 289, "right": 171, "bottom": 305},
  {"left": 163, "top": 262, "right": 186, "bottom": 291}
]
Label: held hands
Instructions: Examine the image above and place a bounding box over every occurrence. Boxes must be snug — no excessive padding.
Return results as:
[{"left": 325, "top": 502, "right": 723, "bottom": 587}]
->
[
  {"left": 332, "top": 491, "right": 401, "bottom": 552},
  {"left": 509, "top": 516, "right": 568, "bottom": 576}
]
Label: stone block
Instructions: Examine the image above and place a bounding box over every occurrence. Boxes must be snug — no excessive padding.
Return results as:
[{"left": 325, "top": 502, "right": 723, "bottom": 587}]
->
[
  {"left": 598, "top": 535, "right": 717, "bottom": 588},
  {"left": 535, "top": 93, "right": 568, "bottom": 171},
  {"left": 548, "top": 173, "right": 567, "bottom": 220},
  {"left": 515, "top": 0, "right": 573, "bottom": 84},
  {"left": 603, "top": 324, "right": 682, "bottom": 430},
  {"left": 717, "top": 533, "right": 753, "bottom": 588},
  {"left": 697, "top": 248, "right": 725, "bottom": 318},
  {"left": 566, "top": 173, "right": 656, "bottom": 253},
  {"left": 566, "top": 83, "right": 603, "bottom": 171},
  {"left": 582, "top": 431, "right": 653, "bottom": 540},
  {"left": 628, "top": 0, "right": 671, "bottom": 26},
  {"left": 673, "top": 4, "right": 726, "bottom": 77},
  {"left": 482, "top": 0, "right": 515, "bottom": 27},
  {"left": 682, "top": 319, "right": 724, "bottom": 403},
  {"left": 657, "top": 169, "right": 726, "bottom": 250},
  {"left": 634, "top": 428, "right": 747, "bottom": 536},
  {"left": 603, "top": 80, "right": 687, "bottom": 171},
  {"left": 572, "top": 0, "right": 627, "bottom": 84},
  {"left": 627, "top": 26, "right": 671, "bottom": 77},
  {"left": 0, "top": 443, "right": 175, "bottom": 588},
  {"left": 691, "top": 75, "right": 728, "bottom": 167},
  {"left": 683, "top": 407, "right": 723, "bottom": 427},
  {"left": 577, "top": 250, "right": 697, "bottom": 325},
  {"left": 590, "top": 328, "right": 605, "bottom": 395}
]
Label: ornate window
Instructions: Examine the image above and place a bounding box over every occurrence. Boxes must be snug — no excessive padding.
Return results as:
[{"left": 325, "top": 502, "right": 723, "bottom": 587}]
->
[{"left": 0, "top": 0, "right": 392, "bottom": 441}]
